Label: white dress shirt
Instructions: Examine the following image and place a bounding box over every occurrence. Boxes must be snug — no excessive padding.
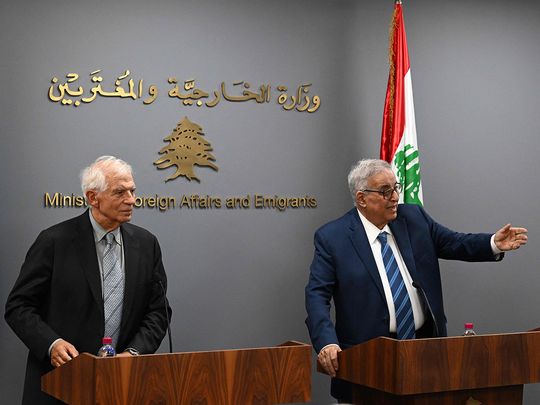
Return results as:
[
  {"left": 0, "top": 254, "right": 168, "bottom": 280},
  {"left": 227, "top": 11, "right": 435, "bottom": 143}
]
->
[{"left": 357, "top": 209, "right": 426, "bottom": 332}]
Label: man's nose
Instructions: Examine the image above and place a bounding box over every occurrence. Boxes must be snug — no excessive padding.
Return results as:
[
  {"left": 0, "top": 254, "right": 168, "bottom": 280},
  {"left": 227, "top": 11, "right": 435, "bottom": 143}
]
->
[{"left": 125, "top": 191, "right": 136, "bottom": 204}]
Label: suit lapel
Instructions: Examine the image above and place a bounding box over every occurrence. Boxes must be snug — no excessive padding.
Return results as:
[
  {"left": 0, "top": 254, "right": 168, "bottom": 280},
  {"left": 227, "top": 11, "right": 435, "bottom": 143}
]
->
[
  {"left": 389, "top": 214, "right": 419, "bottom": 281},
  {"left": 120, "top": 224, "right": 139, "bottom": 331},
  {"left": 74, "top": 211, "right": 103, "bottom": 311},
  {"left": 347, "top": 209, "right": 386, "bottom": 300}
]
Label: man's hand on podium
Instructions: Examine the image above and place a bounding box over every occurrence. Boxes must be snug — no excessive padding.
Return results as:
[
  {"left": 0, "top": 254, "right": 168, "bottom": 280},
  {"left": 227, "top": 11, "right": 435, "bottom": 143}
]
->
[
  {"left": 50, "top": 339, "right": 79, "bottom": 367},
  {"left": 318, "top": 344, "right": 341, "bottom": 377}
]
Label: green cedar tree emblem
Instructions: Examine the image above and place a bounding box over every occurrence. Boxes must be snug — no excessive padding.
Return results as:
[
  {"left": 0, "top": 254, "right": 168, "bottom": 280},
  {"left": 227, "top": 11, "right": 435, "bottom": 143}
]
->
[{"left": 393, "top": 144, "right": 422, "bottom": 205}]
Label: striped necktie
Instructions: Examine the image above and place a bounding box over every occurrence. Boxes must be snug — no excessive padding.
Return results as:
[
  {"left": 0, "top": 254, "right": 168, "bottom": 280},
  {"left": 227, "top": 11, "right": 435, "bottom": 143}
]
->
[
  {"left": 377, "top": 231, "right": 415, "bottom": 340},
  {"left": 102, "top": 232, "right": 124, "bottom": 347}
]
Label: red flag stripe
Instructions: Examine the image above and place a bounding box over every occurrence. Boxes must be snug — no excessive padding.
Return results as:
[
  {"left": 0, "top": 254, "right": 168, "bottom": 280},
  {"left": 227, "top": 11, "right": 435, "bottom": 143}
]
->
[{"left": 380, "top": 3, "right": 410, "bottom": 162}]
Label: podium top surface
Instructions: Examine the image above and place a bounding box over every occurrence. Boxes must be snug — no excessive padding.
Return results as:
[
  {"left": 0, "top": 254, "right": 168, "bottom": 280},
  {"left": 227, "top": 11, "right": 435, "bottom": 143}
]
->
[
  {"left": 327, "top": 330, "right": 540, "bottom": 395},
  {"left": 42, "top": 341, "right": 312, "bottom": 405}
]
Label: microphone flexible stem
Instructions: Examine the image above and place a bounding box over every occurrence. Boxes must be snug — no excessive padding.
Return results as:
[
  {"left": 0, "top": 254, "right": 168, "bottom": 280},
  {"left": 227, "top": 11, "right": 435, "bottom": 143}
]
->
[
  {"left": 412, "top": 281, "right": 440, "bottom": 338},
  {"left": 158, "top": 280, "right": 173, "bottom": 353}
]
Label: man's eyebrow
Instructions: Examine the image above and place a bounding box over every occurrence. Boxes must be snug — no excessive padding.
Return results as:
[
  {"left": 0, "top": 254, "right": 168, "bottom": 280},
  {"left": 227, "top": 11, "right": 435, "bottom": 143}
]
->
[{"left": 113, "top": 186, "right": 135, "bottom": 192}]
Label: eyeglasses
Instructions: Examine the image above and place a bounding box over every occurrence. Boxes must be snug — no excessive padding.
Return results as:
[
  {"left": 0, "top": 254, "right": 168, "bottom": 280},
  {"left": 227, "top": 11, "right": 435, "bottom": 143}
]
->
[{"left": 361, "top": 183, "right": 402, "bottom": 200}]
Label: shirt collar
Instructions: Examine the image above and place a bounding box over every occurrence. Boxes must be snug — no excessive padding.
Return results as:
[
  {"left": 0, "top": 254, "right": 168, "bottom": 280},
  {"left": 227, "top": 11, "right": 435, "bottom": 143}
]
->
[
  {"left": 88, "top": 210, "right": 122, "bottom": 245},
  {"left": 356, "top": 208, "right": 391, "bottom": 245}
]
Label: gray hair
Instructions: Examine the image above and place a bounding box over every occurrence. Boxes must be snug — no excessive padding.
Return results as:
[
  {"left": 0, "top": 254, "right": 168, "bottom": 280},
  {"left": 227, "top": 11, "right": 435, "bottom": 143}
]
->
[
  {"left": 80, "top": 156, "right": 133, "bottom": 196},
  {"left": 347, "top": 159, "right": 392, "bottom": 202}
]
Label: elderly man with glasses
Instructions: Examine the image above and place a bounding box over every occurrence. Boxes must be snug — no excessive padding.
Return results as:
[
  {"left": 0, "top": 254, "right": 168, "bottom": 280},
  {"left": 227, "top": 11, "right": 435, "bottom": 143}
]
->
[{"left": 304, "top": 158, "right": 528, "bottom": 403}]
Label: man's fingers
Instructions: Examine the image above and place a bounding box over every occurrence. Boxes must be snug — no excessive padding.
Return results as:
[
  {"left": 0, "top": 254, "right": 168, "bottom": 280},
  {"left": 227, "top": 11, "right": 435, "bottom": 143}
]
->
[
  {"left": 325, "top": 363, "right": 335, "bottom": 377},
  {"left": 321, "top": 357, "right": 336, "bottom": 377},
  {"left": 497, "top": 223, "right": 511, "bottom": 235},
  {"left": 513, "top": 230, "right": 528, "bottom": 243},
  {"left": 318, "top": 346, "right": 341, "bottom": 377},
  {"left": 65, "top": 343, "right": 79, "bottom": 358},
  {"left": 51, "top": 355, "right": 67, "bottom": 367},
  {"left": 512, "top": 227, "right": 528, "bottom": 234},
  {"left": 330, "top": 350, "right": 340, "bottom": 371},
  {"left": 50, "top": 339, "right": 79, "bottom": 367},
  {"left": 54, "top": 350, "right": 72, "bottom": 366},
  {"left": 61, "top": 351, "right": 73, "bottom": 361}
]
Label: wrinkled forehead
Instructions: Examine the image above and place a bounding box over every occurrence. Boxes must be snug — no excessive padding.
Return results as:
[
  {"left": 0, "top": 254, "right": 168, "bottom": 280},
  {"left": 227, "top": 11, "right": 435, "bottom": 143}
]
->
[{"left": 105, "top": 170, "right": 135, "bottom": 191}]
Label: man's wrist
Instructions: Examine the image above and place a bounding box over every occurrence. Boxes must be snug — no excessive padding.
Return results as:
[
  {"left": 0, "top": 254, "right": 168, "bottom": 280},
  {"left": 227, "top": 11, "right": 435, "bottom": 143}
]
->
[
  {"left": 48, "top": 338, "right": 63, "bottom": 357},
  {"left": 490, "top": 234, "right": 503, "bottom": 255},
  {"left": 319, "top": 343, "right": 340, "bottom": 354},
  {"left": 125, "top": 347, "right": 140, "bottom": 356}
]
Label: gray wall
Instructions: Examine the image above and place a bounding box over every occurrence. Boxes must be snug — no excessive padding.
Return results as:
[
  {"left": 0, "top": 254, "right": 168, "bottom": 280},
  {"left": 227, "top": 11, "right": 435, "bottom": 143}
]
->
[{"left": 1, "top": 0, "right": 539, "bottom": 403}]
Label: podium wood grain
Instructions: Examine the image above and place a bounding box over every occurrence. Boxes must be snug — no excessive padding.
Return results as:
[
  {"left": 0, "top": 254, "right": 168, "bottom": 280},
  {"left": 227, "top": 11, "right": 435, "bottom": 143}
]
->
[
  {"left": 42, "top": 341, "right": 311, "bottom": 405},
  {"left": 318, "top": 331, "right": 540, "bottom": 405}
]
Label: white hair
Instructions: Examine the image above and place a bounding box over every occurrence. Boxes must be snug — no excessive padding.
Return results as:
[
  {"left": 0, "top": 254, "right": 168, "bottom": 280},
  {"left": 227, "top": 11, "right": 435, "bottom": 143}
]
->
[
  {"left": 347, "top": 159, "right": 392, "bottom": 203},
  {"left": 80, "top": 156, "right": 133, "bottom": 196}
]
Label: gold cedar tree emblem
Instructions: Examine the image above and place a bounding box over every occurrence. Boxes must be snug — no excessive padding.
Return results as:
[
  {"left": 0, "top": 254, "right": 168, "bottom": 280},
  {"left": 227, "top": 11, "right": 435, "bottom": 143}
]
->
[{"left": 154, "top": 116, "right": 218, "bottom": 182}]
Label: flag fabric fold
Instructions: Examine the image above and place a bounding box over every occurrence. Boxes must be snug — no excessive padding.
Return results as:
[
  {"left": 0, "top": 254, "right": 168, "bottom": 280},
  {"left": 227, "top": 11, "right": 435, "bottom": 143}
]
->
[{"left": 380, "top": 2, "right": 423, "bottom": 205}]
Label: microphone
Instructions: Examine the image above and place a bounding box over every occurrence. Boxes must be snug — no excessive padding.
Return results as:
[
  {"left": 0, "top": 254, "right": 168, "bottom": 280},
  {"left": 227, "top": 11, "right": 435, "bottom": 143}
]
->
[
  {"left": 412, "top": 281, "right": 440, "bottom": 338},
  {"left": 156, "top": 278, "right": 173, "bottom": 353}
]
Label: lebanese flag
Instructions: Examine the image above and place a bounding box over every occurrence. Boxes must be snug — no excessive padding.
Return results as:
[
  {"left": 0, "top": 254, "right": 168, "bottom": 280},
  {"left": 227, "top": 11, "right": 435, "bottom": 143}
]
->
[{"left": 380, "top": 1, "right": 423, "bottom": 205}]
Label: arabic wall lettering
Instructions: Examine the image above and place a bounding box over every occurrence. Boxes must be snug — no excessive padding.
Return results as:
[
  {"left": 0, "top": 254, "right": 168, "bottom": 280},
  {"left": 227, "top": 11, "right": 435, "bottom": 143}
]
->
[{"left": 48, "top": 70, "right": 321, "bottom": 113}]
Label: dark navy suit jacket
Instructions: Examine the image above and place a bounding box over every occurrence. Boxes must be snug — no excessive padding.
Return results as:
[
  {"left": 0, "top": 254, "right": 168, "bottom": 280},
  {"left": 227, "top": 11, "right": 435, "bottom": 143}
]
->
[{"left": 305, "top": 204, "right": 500, "bottom": 401}]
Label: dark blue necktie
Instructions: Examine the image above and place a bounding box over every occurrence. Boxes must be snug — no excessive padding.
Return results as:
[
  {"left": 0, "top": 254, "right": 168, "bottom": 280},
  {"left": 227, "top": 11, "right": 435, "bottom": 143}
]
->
[{"left": 377, "top": 231, "right": 415, "bottom": 340}]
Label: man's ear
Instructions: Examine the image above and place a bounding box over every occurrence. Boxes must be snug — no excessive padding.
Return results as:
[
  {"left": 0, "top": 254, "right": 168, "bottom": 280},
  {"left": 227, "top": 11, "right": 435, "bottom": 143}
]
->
[
  {"left": 86, "top": 190, "right": 98, "bottom": 208},
  {"left": 356, "top": 191, "right": 366, "bottom": 208}
]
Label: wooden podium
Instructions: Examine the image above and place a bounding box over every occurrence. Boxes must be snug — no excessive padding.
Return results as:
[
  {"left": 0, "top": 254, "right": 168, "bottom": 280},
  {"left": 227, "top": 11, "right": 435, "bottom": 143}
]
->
[
  {"left": 42, "top": 341, "right": 311, "bottom": 405},
  {"left": 318, "top": 331, "right": 540, "bottom": 404}
]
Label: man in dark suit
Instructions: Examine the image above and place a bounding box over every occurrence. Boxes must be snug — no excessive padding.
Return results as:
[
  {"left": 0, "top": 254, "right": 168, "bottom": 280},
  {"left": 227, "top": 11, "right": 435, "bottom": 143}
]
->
[
  {"left": 305, "top": 158, "right": 527, "bottom": 402},
  {"left": 5, "top": 156, "right": 172, "bottom": 405}
]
